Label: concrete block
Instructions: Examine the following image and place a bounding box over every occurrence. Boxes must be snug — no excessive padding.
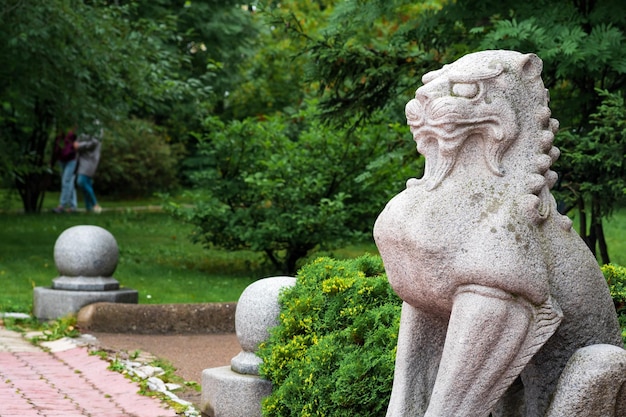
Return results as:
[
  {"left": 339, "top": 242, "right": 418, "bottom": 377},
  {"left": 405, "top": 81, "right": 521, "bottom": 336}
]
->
[
  {"left": 33, "top": 287, "right": 138, "bottom": 321},
  {"left": 201, "top": 366, "right": 272, "bottom": 417},
  {"left": 76, "top": 302, "right": 236, "bottom": 334}
]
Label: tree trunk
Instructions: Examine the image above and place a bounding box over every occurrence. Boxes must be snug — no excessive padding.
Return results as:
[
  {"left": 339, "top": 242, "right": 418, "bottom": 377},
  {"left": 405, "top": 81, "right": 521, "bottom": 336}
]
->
[
  {"left": 285, "top": 246, "right": 312, "bottom": 276},
  {"left": 596, "top": 221, "right": 610, "bottom": 265},
  {"left": 265, "top": 249, "right": 283, "bottom": 273},
  {"left": 592, "top": 197, "right": 610, "bottom": 264},
  {"left": 265, "top": 246, "right": 312, "bottom": 275},
  {"left": 577, "top": 196, "right": 591, "bottom": 253},
  {"left": 15, "top": 173, "right": 49, "bottom": 213},
  {"left": 14, "top": 98, "right": 54, "bottom": 213},
  {"left": 588, "top": 218, "right": 597, "bottom": 258}
]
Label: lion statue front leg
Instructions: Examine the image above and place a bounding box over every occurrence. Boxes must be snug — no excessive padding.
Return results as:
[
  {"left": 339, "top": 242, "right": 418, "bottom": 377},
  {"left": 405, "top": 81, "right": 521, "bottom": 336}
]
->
[
  {"left": 388, "top": 286, "right": 561, "bottom": 417},
  {"left": 386, "top": 302, "right": 446, "bottom": 416}
]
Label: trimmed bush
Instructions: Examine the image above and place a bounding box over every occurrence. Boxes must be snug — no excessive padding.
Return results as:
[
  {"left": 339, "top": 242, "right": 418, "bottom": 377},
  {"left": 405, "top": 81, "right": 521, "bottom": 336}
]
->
[
  {"left": 601, "top": 263, "right": 626, "bottom": 344},
  {"left": 96, "top": 118, "right": 183, "bottom": 198},
  {"left": 258, "top": 257, "right": 626, "bottom": 416},
  {"left": 257, "top": 255, "right": 401, "bottom": 417}
]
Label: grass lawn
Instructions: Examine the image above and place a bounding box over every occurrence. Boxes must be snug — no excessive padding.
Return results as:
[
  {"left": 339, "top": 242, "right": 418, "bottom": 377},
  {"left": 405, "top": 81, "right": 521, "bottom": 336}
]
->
[
  {"left": 567, "top": 207, "right": 626, "bottom": 267},
  {"left": 0, "top": 189, "right": 624, "bottom": 313},
  {"left": 0, "top": 209, "right": 269, "bottom": 312},
  {"left": 0, "top": 190, "right": 380, "bottom": 313},
  {"left": 602, "top": 209, "right": 626, "bottom": 267}
]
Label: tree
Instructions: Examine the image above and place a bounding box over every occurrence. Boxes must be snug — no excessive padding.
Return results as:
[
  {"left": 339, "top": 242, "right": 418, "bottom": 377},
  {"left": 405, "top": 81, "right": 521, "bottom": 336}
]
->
[
  {"left": 96, "top": 118, "right": 184, "bottom": 198},
  {"left": 474, "top": 0, "right": 626, "bottom": 263},
  {"left": 264, "top": 0, "right": 450, "bottom": 123},
  {"left": 0, "top": 0, "right": 188, "bottom": 212},
  {"left": 556, "top": 91, "right": 626, "bottom": 262},
  {"left": 168, "top": 102, "right": 419, "bottom": 274},
  {"left": 168, "top": 0, "right": 423, "bottom": 273},
  {"left": 0, "top": 0, "right": 216, "bottom": 212},
  {"left": 269, "top": 0, "right": 626, "bottom": 263},
  {"left": 219, "top": 0, "right": 333, "bottom": 120},
  {"left": 121, "top": 0, "right": 259, "bottom": 130}
]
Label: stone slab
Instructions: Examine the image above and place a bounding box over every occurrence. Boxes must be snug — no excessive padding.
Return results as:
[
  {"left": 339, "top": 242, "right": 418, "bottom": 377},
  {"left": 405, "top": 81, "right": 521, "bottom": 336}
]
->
[
  {"left": 201, "top": 365, "right": 272, "bottom": 417},
  {"left": 76, "top": 302, "right": 236, "bottom": 334},
  {"left": 52, "top": 276, "right": 120, "bottom": 291},
  {"left": 33, "top": 287, "right": 138, "bottom": 321}
]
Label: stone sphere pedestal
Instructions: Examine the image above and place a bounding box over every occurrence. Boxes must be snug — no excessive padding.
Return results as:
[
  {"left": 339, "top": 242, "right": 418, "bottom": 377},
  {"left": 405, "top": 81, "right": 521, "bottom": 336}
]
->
[
  {"left": 34, "top": 225, "right": 138, "bottom": 320},
  {"left": 201, "top": 276, "right": 296, "bottom": 417}
]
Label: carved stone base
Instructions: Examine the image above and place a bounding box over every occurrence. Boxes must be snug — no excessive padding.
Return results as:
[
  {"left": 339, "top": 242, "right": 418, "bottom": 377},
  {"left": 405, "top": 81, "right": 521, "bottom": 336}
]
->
[
  {"left": 201, "top": 366, "right": 272, "bottom": 417},
  {"left": 52, "top": 276, "right": 120, "bottom": 291},
  {"left": 33, "top": 287, "right": 138, "bottom": 320}
]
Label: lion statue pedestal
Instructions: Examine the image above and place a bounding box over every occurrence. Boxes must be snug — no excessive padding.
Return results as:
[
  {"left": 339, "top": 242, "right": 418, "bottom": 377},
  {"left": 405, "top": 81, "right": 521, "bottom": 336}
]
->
[{"left": 374, "top": 50, "right": 626, "bottom": 417}]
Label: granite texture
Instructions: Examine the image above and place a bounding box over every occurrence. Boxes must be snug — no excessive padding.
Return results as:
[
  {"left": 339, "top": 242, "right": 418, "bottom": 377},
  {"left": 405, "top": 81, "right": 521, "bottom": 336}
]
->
[
  {"left": 54, "top": 225, "right": 119, "bottom": 278},
  {"left": 201, "top": 276, "right": 295, "bottom": 416},
  {"left": 34, "top": 225, "right": 137, "bottom": 320},
  {"left": 374, "top": 50, "right": 625, "bottom": 416},
  {"left": 230, "top": 276, "right": 296, "bottom": 375},
  {"left": 201, "top": 366, "right": 272, "bottom": 417},
  {"left": 33, "top": 287, "right": 138, "bottom": 321}
]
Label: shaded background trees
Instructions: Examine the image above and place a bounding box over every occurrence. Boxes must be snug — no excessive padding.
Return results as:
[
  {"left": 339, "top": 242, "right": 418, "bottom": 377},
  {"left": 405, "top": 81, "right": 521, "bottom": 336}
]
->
[
  {"left": 0, "top": 0, "right": 254, "bottom": 211},
  {"left": 169, "top": 105, "right": 418, "bottom": 274},
  {"left": 269, "top": 0, "right": 626, "bottom": 264},
  {"left": 2, "top": 0, "right": 624, "bottom": 270}
]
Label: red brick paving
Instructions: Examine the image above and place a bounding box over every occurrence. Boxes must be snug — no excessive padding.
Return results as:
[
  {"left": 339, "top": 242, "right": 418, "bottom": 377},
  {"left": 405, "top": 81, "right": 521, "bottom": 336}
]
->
[{"left": 0, "top": 327, "right": 177, "bottom": 417}]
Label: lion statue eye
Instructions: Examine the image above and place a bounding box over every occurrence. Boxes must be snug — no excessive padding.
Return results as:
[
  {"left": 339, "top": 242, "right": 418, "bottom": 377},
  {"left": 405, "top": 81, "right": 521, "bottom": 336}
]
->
[{"left": 451, "top": 82, "right": 479, "bottom": 98}]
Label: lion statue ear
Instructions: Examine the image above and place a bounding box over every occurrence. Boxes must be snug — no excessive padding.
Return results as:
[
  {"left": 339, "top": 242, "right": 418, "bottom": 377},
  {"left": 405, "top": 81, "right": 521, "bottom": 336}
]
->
[{"left": 521, "top": 53, "right": 543, "bottom": 79}]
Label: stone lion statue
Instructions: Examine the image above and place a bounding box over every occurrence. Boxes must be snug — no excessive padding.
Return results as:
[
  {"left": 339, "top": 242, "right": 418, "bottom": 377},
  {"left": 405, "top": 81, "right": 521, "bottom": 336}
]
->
[{"left": 374, "top": 50, "right": 626, "bottom": 417}]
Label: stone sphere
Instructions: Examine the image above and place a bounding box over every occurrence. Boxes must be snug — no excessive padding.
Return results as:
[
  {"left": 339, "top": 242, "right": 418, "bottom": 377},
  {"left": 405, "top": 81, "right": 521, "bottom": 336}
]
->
[
  {"left": 235, "top": 276, "right": 296, "bottom": 352},
  {"left": 54, "top": 225, "right": 119, "bottom": 277}
]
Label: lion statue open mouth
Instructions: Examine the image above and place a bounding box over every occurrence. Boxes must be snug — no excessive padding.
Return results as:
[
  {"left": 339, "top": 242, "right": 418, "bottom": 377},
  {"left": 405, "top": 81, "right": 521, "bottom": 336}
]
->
[{"left": 374, "top": 50, "right": 626, "bottom": 417}]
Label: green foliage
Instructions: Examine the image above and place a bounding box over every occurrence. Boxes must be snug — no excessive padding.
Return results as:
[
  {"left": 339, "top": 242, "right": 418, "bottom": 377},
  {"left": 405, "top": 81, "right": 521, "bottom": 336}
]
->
[
  {"left": 4, "top": 314, "right": 79, "bottom": 342},
  {"left": 108, "top": 359, "right": 126, "bottom": 373},
  {"left": 96, "top": 118, "right": 184, "bottom": 198},
  {"left": 257, "top": 255, "right": 401, "bottom": 417},
  {"left": 557, "top": 90, "right": 626, "bottom": 215},
  {"left": 271, "top": 0, "right": 626, "bottom": 263},
  {"left": 0, "top": 0, "right": 177, "bottom": 212},
  {"left": 37, "top": 315, "right": 80, "bottom": 342},
  {"left": 170, "top": 101, "right": 420, "bottom": 273},
  {"left": 554, "top": 90, "right": 626, "bottom": 262},
  {"left": 128, "top": 0, "right": 259, "bottom": 134},
  {"left": 603, "top": 263, "right": 626, "bottom": 311},
  {"left": 221, "top": 28, "right": 303, "bottom": 119},
  {"left": 264, "top": 0, "right": 443, "bottom": 123},
  {"left": 0, "top": 0, "right": 238, "bottom": 212},
  {"left": 602, "top": 263, "right": 626, "bottom": 344}
]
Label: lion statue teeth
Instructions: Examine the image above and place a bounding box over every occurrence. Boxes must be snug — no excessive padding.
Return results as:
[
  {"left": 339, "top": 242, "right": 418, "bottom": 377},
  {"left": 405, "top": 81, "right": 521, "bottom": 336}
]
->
[{"left": 374, "top": 50, "right": 625, "bottom": 417}]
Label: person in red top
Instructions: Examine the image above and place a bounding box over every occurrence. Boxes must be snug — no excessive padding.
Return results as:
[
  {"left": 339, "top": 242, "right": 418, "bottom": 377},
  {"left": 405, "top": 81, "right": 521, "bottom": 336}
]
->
[{"left": 51, "top": 127, "right": 78, "bottom": 213}]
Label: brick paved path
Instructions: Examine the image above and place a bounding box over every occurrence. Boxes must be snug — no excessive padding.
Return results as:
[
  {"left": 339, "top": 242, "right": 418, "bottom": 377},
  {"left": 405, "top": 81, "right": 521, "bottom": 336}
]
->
[{"left": 0, "top": 327, "right": 177, "bottom": 417}]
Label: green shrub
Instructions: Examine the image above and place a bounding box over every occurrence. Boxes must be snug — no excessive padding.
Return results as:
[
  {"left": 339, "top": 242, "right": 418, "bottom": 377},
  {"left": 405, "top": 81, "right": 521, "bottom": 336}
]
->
[
  {"left": 257, "top": 255, "right": 401, "bottom": 417},
  {"left": 96, "top": 118, "right": 183, "bottom": 198},
  {"left": 601, "top": 263, "right": 626, "bottom": 344},
  {"left": 258, "top": 258, "right": 626, "bottom": 416},
  {"left": 171, "top": 104, "right": 421, "bottom": 274}
]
